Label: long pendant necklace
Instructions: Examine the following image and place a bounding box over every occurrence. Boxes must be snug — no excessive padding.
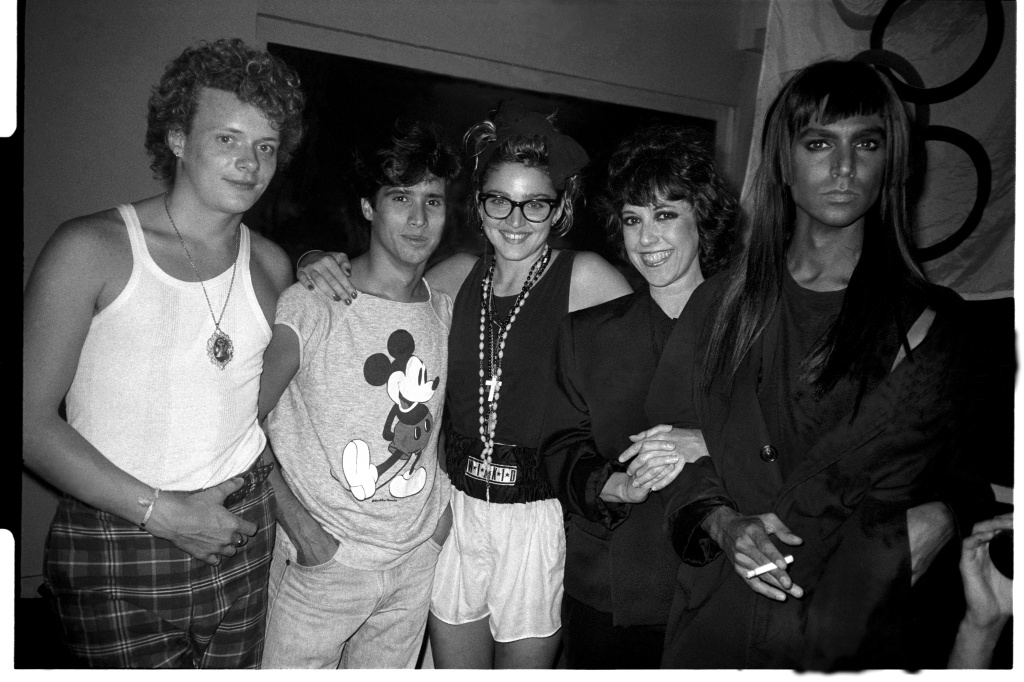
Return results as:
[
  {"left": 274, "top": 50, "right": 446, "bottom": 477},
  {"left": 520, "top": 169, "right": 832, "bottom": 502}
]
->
[
  {"left": 163, "top": 193, "right": 240, "bottom": 370},
  {"left": 478, "top": 245, "right": 552, "bottom": 501}
]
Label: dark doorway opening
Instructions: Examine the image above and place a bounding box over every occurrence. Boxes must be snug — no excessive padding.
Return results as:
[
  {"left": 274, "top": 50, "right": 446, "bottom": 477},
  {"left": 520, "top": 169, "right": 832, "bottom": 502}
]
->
[{"left": 246, "top": 43, "right": 715, "bottom": 287}]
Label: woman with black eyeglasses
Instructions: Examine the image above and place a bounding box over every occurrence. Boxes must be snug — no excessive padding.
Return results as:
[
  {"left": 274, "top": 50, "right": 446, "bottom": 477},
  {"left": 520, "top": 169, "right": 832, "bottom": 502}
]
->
[{"left": 297, "top": 100, "right": 630, "bottom": 668}]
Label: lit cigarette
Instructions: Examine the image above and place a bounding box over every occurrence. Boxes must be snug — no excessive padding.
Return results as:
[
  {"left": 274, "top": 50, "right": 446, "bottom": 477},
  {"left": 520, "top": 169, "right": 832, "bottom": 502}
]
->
[{"left": 745, "top": 555, "right": 794, "bottom": 579}]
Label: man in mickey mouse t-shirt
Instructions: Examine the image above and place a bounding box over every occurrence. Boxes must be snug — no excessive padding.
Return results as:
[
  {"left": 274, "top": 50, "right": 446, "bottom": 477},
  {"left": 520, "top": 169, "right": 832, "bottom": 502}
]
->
[{"left": 255, "top": 121, "right": 461, "bottom": 668}]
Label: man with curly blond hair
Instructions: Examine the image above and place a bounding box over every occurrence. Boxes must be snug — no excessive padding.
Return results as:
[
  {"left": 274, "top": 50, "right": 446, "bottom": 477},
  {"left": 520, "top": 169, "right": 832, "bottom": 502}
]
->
[{"left": 24, "top": 39, "right": 305, "bottom": 668}]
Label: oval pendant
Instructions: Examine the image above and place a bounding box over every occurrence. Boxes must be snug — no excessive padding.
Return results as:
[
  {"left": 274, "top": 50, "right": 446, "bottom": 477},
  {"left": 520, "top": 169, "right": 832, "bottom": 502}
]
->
[{"left": 207, "top": 329, "right": 234, "bottom": 369}]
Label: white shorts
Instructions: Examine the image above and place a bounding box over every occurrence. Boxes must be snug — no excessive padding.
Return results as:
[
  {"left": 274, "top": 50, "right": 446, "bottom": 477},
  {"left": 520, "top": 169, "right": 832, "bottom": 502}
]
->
[{"left": 430, "top": 489, "right": 565, "bottom": 642}]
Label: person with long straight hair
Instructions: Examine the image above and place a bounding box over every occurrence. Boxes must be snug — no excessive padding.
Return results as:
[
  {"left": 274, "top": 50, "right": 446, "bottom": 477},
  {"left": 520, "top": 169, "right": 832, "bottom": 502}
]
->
[
  {"left": 296, "top": 100, "right": 632, "bottom": 667},
  {"left": 645, "top": 59, "right": 993, "bottom": 669}
]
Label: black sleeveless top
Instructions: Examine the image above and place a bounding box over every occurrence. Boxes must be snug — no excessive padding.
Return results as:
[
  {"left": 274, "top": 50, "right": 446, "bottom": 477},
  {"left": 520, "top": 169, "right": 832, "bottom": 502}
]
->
[{"left": 444, "top": 250, "right": 577, "bottom": 503}]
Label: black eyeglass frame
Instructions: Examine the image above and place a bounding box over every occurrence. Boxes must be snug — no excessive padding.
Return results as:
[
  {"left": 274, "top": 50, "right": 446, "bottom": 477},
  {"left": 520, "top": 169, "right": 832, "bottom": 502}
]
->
[{"left": 478, "top": 193, "right": 562, "bottom": 223}]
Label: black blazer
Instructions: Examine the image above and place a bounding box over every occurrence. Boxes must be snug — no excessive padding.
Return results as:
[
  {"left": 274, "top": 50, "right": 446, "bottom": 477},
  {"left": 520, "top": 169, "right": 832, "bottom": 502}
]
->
[
  {"left": 646, "top": 274, "right": 994, "bottom": 670},
  {"left": 541, "top": 289, "right": 680, "bottom": 627}
]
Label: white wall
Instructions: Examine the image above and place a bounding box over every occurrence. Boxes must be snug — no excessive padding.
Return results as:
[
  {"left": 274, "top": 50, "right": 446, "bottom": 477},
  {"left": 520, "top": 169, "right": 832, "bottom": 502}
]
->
[
  {"left": 21, "top": 0, "right": 766, "bottom": 597},
  {"left": 256, "top": 0, "right": 767, "bottom": 182}
]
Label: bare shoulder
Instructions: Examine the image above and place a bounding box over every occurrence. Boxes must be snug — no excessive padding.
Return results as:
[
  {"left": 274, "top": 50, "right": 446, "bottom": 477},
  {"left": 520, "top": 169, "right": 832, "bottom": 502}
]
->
[
  {"left": 55, "top": 207, "right": 129, "bottom": 252},
  {"left": 34, "top": 208, "right": 131, "bottom": 286},
  {"left": 24, "top": 207, "right": 135, "bottom": 324},
  {"left": 248, "top": 230, "right": 294, "bottom": 295},
  {"left": 569, "top": 251, "right": 633, "bottom": 312},
  {"left": 425, "top": 252, "right": 479, "bottom": 300}
]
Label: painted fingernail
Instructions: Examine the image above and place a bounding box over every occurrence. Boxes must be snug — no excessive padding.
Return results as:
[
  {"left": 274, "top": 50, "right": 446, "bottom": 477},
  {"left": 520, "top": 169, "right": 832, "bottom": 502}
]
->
[
  {"left": 351, "top": 291, "right": 357, "bottom": 298},
  {"left": 333, "top": 295, "right": 341, "bottom": 302},
  {"left": 307, "top": 284, "right": 314, "bottom": 290},
  {"left": 345, "top": 299, "right": 352, "bottom": 305}
]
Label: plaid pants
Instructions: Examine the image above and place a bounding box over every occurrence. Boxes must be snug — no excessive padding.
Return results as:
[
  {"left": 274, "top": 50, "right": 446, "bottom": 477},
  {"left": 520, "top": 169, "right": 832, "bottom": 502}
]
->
[{"left": 43, "top": 482, "right": 275, "bottom": 668}]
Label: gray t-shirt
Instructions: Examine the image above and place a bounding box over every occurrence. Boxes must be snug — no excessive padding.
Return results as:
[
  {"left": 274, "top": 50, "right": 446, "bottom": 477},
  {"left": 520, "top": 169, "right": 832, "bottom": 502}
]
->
[{"left": 268, "top": 281, "right": 452, "bottom": 570}]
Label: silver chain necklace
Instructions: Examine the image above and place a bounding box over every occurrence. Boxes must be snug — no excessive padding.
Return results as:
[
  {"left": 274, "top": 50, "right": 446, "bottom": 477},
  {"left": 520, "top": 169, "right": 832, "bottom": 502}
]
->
[{"left": 163, "top": 192, "right": 240, "bottom": 370}]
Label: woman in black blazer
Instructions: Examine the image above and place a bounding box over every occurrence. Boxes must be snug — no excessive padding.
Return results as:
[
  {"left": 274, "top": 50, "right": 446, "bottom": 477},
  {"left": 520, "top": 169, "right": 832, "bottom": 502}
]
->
[{"left": 540, "top": 125, "right": 737, "bottom": 669}]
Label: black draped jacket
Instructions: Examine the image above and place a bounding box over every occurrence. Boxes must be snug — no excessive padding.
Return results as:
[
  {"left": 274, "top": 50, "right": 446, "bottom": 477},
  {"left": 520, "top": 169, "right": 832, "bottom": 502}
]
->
[
  {"left": 541, "top": 289, "right": 679, "bottom": 627},
  {"left": 646, "top": 274, "right": 994, "bottom": 670}
]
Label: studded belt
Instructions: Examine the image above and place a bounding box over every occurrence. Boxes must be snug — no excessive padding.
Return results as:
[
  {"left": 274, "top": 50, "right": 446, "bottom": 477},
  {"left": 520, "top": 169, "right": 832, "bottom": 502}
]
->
[
  {"left": 444, "top": 422, "right": 554, "bottom": 504},
  {"left": 210, "top": 456, "right": 274, "bottom": 508}
]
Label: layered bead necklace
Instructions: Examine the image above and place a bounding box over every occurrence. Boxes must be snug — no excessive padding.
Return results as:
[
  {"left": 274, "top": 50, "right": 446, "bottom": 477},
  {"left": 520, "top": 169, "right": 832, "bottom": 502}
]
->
[{"left": 478, "top": 244, "right": 552, "bottom": 501}]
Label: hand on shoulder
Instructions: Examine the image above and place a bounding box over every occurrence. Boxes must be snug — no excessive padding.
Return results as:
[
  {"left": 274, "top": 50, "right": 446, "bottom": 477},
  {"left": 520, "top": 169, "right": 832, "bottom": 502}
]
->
[{"left": 272, "top": 279, "right": 339, "bottom": 337}]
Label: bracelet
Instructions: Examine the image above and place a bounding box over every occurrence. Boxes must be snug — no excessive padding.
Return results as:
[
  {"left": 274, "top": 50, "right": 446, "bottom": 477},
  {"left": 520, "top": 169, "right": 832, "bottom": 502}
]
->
[
  {"left": 295, "top": 249, "right": 324, "bottom": 277},
  {"left": 138, "top": 488, "right": 160, "bottom": 529}
]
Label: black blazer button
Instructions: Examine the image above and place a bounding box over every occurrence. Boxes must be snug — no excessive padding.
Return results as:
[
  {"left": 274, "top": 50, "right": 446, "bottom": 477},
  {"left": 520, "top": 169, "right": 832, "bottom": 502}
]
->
[{"left": 760, "top": 445, "right": 778, "bottom": 463}]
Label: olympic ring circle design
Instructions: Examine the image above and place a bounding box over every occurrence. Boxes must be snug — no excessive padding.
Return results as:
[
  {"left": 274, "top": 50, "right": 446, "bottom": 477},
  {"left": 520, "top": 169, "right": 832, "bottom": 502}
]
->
[
  {"left": 912, "top": 125, "right": 991, "bottom": 262},
  {"left": 832, "top": 0, "right": 878, "bottom": 31},
  {"left": 869, "top": 0, "right": 1004, "bottom": 104},
  {"left": 851, "top": 49, "right": 929, "bottom": 127}
]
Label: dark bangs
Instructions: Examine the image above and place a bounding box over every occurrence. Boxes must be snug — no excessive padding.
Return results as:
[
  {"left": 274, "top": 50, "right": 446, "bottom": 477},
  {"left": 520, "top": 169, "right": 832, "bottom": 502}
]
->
[
  {"left": 611, "top": 159, "right": 690, "bottom": 211},
  {"left": 380, "top": 153, "right": 460, "bottom": 192},
  {"left": 601, "top": 125, "right": 737, "bottom": 276},
  {"left": 784, "top": 61, "right": 893, "bottom": 136},
  {"left": 351, "top": 120, "right": 461, "bottom": 200},
  {"left": 770, "top": 60, "right": 911, "bottom": 213}
]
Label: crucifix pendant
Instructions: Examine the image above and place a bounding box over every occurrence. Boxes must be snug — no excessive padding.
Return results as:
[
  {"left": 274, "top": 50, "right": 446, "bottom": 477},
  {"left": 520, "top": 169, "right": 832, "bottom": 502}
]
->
[{"left": 486, "top": 376, "right": 502, "bottom": 401}]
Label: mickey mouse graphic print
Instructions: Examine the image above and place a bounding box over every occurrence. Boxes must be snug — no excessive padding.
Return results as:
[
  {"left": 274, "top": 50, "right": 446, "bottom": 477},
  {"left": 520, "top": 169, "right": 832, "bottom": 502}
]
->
[
  {"left": 268, "top": 282, "right": 452, "bottom": 571},
  {"left": 342, "top": 329, "right": 439, "bottom": 501}
]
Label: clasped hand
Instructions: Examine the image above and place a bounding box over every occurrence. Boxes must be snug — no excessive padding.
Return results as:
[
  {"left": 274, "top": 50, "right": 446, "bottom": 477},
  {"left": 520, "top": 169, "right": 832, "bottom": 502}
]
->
[{"left": 617, "top": 424, "right": 708, "bottom": 493}]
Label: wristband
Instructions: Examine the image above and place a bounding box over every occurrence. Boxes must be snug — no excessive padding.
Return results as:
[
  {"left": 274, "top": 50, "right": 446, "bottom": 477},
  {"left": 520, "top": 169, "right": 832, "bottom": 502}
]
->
[
  {"left": 138, "top": 488, "right": 160, "bottom": 529},
  {"left": 295, "top": 249, "right": 324, "bottom": 277}
]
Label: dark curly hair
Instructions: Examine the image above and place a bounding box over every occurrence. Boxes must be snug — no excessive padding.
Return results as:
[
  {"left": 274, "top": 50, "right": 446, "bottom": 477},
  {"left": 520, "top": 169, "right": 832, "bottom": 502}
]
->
[
  {"left": 600, "top": 124, "right": 738, "bottom": 278},
  {"left": 146, "top": 38, "right": 306, "bottom": 180},
  {"left": 350, "top": 120, "right": 462, "bottom": 202}
]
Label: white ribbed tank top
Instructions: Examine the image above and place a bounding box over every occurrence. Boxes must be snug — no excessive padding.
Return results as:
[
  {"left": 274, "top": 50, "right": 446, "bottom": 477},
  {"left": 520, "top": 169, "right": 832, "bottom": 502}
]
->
[{"left": 65, "top": 204, "right": 270, "bottom": 490}]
